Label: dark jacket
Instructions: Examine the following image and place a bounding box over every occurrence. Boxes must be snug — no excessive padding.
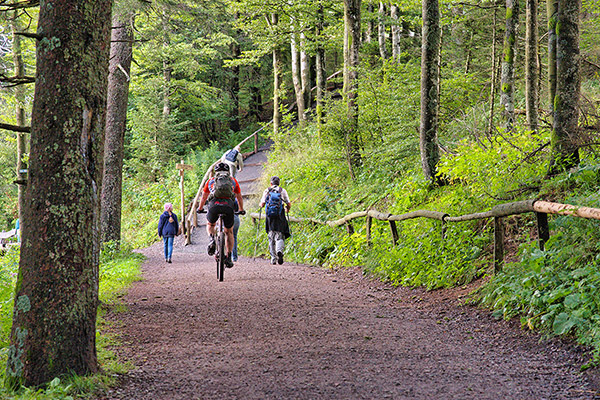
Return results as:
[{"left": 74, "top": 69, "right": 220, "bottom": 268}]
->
[
  {"left": 265, "top": 208, "right": 291, "bottom": 239},
  {"left": 158, "top": 211, "right": 179, "bottom": 238}
]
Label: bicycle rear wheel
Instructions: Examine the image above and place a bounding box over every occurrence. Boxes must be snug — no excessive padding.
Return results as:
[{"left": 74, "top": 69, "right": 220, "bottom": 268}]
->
[{"left": 217, "top": 231, "right": 225, "bottom": 281}]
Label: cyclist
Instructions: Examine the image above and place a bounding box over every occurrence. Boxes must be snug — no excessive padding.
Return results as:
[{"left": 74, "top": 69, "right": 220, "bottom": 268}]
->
[{"left": 197, "top": 162, "right": 244, "bottom": 268}]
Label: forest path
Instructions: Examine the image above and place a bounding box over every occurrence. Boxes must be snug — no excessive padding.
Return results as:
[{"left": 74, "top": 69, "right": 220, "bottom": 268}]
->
[{"left": 97, "top": 148, "right": 599, "bottom": 400}]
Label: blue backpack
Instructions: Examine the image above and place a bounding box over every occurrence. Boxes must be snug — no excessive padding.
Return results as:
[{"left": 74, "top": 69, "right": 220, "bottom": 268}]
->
[
  {"left": 266, "top": 187, "right": 284, "bottom": 218},
  {"left": 225, "top": 149, "right": 239, "bottom": 163}
]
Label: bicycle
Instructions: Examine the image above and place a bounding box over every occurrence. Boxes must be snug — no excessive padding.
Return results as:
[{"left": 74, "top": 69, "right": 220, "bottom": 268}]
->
[{"left": 199, "top": 209, "right": 245, "bottom": 281}]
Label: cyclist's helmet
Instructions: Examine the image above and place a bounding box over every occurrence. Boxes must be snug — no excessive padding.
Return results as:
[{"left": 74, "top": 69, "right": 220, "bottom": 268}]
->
[{"left": 214, "top": 162, "right": 230, "bottom": 172}]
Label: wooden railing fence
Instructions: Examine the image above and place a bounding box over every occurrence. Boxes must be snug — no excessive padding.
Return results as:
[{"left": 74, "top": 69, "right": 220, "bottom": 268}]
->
[
  {"left": 184, "top": 122, "right": 271, "bottom": 245},
  {"left": 251, "top": 199, "right": 600, "bottom": 272}
]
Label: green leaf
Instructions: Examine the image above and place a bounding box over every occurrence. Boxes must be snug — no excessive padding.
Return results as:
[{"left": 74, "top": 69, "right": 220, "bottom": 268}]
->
[{"left": 553, "top": 312, "right": 576, "bottom": 335}]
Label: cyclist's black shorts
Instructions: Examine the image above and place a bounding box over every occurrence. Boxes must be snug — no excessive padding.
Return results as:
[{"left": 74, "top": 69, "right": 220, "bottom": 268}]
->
[{"left": 207, "top": 199, "right": 235, "bottom": 229}]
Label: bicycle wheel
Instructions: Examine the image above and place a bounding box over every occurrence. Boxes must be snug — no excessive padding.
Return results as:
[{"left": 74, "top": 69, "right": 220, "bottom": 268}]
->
[{"left": 217, "top": 231, "right": 225, "bottom": 281}]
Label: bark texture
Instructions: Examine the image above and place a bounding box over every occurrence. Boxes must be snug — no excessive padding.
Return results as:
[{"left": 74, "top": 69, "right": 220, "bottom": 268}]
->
[
  {"left": 316, "top": 2, "right": 326, "bottom": 127},
  {"left": 390, "top": 4, "right": 401, "bottom": 62},
  {"left": 290, "top": 26, "right": 306, "bottom": 123},
  {"left": 378, "top": 2, "right": 388, "bottom": 59},
  {"left": 500, "top": 0, "right": 520, "bottom": 131},
  {"left": 343, "top": 0, "right": 362, "bottom": 174},
  {"left": 101, "top": 12, "right": 134, "bottom": 245},
  {"left": 420, "top": 0, "right": 441, "bottom": 183},
  {"left": 525, "top": 0, "right": 539, "bottom": 132},
  {"left": 6, "top": 0, "right": 113, "bottom": 388},
  {"left": 272, "top": 13, "right": 282, "bottom": 136},
  {"left": 549, "top": 0, "right": 581, "bottom": 173},
  {"left": 547, "top": 0, "right": 558, "bottom": 119}
]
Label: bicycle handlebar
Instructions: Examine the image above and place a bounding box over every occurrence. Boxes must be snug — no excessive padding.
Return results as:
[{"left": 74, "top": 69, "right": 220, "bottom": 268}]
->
[{"left": 198, "top": 208, "right": 246, "bottom": 215}]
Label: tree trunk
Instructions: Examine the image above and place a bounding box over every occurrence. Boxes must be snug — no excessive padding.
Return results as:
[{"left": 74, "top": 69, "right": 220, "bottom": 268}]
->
[
  {"left": 391, "top": 4, "right": 401, "bottom": 62},
  {"left": 5, "top": 0, "right": 112, "bottom": 388},
  {"left": 316, "top": 2, "right": 326, "bottom": 128},
  {"left": 344, "top": 0, "right": 363, "bottom": 176},
  {"left": 420, "top": 0, "right": 441, "bottom": 183},
  {"left": 229, "top": 12, "right": 241, "bottom": 133},
  {"left": 488, "top": 5, "right": 499, "bottom": 138},
  {"left": 300, "top": 32, "right": 311, "bottom": 111},
  {"left": 101, "top": 12, "right": 134, "bottom": 246},
  {"left": 500, "top": 0, "right": 519, "bottom": 132},
  {"left": 290, "top": 24, "right": 306, "bottom": 123},
  {"left": 547, "top": 0, "right": 558, "bottom": 123},
  {"left": 272, "top": 13, "right": 282, "bottom": 136},
  {"left": 549, "top": 0, "right": 581, "bottom": 174},
  {"left": 365, "top": 0, "right": 374, "bottom": 43},
  {"left": 378, "top": 2, "right": 388, "bottom": 59},
  {"left": 162, "top": 10, "right": 172, "bottom": 119},
  {"left": 10, "top": 12, "right": 27, "bottom": 225},
  {"left": 525, "top": 0, "right": 539, "bottom": 133}
]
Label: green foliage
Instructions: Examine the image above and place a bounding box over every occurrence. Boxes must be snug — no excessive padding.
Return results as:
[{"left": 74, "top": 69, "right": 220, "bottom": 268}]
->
[{"left": 478, "top": 194, "right": 600, "bottom": 362}]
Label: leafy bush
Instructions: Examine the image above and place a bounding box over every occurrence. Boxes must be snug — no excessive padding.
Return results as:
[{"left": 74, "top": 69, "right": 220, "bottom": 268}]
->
[{"left": 477, "top": 194, "right": 600, "bottom": 363}]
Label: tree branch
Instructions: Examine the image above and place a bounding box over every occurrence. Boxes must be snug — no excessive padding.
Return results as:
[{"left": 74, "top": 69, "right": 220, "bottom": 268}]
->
[{"left": 0, "top": 122, "right": 30, "bottom": 133}]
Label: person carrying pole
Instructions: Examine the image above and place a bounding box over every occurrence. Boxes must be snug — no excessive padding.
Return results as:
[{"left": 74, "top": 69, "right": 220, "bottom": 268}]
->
[{"left": 259, "top": 176, "right": 291, "bottom": 265}]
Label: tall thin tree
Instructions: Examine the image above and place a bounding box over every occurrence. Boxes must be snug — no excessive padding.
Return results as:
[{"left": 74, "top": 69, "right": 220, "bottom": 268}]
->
[
  {"left": 525, "top": 0, "right": 539, "bottom": 133},
  {"left": 343, "top": 0, "right": 362, "bottom": 175},
  {"left": 420, "top": 0, "right": 441, "bottom": 183},
  {"left": 101, "top": 12, "right": 134, "bottom": 245},
  {"left": 6, "top": 0, "right": 113, "bottom": 388},
  {"left": 548, "top": 0, "right": 581, "bottom": 174},
  {"left": 500, "top": 0, "right": 520, "bottom": 131}
]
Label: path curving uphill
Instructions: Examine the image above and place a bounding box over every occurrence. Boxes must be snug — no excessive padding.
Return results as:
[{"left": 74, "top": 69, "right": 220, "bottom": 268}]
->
[{"left": 98, "top": 149, "right": 600, "bottom": 400}]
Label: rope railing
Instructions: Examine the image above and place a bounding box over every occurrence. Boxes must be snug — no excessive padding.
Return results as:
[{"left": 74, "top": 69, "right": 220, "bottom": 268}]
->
[
  {"left": 184, "top": 121, "right": 271, "bottom": 245},
  {"left": 251, "top": 199, "right": 600, "bottom": 272}
]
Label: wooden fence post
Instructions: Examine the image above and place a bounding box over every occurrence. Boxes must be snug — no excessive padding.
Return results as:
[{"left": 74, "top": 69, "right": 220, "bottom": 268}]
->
[
  {"left": 536, "top": 212, "right": 549, "bottom": 251},
  {"left": 389, "top": 220, "right": 399, "bottom": 246},
  {"left": 176, "top": 161, "right": 193, "bottom": 237},
  {"left": 366, "top": 216, "right": 372, "bottom": 246},
  {"left": 346, "top": 222, "right": 354, "bottom": 235},
  {"left": 254, "top": 132, "right": 258, "bottom": 154},
  {"left": 494, "top": 216, "right": 504, "bottom": 272}
]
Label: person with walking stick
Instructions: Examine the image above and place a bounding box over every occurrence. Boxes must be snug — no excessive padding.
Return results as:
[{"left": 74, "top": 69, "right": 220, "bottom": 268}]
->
[{"left": 259, "top": 176, "right": 291, "bottom": 264}]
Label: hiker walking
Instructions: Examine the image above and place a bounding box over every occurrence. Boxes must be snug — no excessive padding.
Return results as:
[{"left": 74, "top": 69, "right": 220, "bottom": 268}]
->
[
  {"left": 158, "top": 202, "right": 179, "bottom": 263},
  {"left": 220, "top": 147, "right": 244, "bottom": 178},
  {"left": 259, "top": 176, "right": 291, "bottom": 265}
]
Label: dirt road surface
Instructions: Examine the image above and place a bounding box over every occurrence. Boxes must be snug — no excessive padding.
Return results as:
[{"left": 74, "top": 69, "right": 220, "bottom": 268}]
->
[{"left": 97, "top": 150, "right": 600, "bottom": 400}]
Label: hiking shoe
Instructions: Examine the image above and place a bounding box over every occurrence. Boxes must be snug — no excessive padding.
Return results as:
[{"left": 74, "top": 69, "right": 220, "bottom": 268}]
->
[
  {"left": 225, "top": 254, "right": 234, "bottom": 268},
  {"left": 207, "top": 236, "right": 216, "bottom": 256},
  {"left": 277, "top": 251, "right": 284, "bottom": 265},
  {"left": 270, "top": 258, "right": 277, "bottom": 265},
  {"left": 167, "top": 258, "right": 172, "bottom": 263}
]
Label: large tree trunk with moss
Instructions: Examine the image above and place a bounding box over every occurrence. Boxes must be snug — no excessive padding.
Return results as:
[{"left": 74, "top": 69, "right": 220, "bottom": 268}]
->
[
  {"left": 420, "top": 0, "right": 441, "bottom": 183},
  {"left": 272, "top": 13, "right": 282, "bottom": 136},
  {"left": 525, "top": 0, "right": 539, "bottom": 133},
  {"left": 500, "top": 0, "right": 519, "bottom": 131},
  {"left": 548, "top": 0, "right": 581, "bottom": 174},
  {"left": 5, "top": 0, "right": 112, "bottom": 389},
  {"left": 10, "top": 12, "right": 27, "bottom": 223},
  {"left": 343, "top": 0, "right": 362, "bottom": 175},
  {"left": 101, "top": 12, "right": 134, "bottom": 245}
]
